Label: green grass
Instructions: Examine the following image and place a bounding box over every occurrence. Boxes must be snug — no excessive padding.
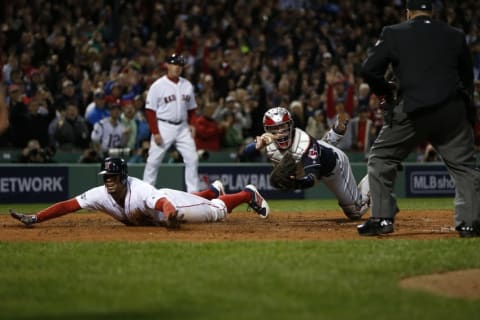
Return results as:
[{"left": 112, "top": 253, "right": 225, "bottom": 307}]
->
[
  {"left": 0, "top": 197, "right": 455, "bottom": 214},
  {"left": 1, "top": 199, "right": 478, "bottom": 320}
]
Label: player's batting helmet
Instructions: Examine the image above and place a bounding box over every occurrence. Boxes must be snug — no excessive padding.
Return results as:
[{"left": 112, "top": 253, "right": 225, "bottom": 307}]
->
[
  {"left": 98, "top": 157, "right": 128, "bottom": 184},
  {"left": 165, "top": 53, "right": 185, "bottom": 66}
]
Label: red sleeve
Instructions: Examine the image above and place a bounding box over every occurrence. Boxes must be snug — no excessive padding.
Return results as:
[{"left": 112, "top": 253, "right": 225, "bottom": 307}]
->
[
  {"left": 146, "top": 109, "right": 159, "bottom": 134},
  {"left": 188, "top": 109, "right": 197, "bottom": 125},
  {"left": 36, "top": 198, "right": 81, "bottom": 222},
  {"left": 154, "top": 198, "right": 176, "bottom": 217}
]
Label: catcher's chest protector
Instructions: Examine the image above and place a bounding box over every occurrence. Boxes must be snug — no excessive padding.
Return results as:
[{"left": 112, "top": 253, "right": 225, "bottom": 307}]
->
[{"left": 267, "top": 128, "right": 311, "bottom": 164}]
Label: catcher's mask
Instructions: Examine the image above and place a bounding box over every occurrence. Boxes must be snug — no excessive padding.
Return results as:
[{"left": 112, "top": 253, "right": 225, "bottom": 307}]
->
[
  {"left": 98, "top": 157, "right": 128, "bottom": 185},
  {"left": 263, "top": 107, "right": 294, "bottom": 149}
]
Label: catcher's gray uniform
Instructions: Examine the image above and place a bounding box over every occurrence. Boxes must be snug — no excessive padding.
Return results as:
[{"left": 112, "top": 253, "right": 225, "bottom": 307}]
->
[{"left": 267, "top": 127, "right": 370, "bottom": 219}]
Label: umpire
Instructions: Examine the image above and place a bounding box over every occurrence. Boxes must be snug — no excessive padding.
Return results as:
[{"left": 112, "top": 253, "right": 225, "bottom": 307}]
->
[{"left": 359, "top": 0, "right": 480, "bottom": 237}]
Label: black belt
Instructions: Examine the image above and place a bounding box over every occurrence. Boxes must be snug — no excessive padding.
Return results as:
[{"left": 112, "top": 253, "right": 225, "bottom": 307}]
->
[{"left": 158, "top": 118, "right": 182, "bottom": 125}]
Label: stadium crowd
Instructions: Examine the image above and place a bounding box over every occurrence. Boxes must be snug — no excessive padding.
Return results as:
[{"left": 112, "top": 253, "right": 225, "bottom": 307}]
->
[{"left": 0, "top": 0, "right": 479, "bottom": 163}]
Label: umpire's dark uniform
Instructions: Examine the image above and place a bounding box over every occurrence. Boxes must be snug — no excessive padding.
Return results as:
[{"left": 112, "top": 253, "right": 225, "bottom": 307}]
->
[{"left": 360, "top": 0, "right": 480, "bottom": 237}]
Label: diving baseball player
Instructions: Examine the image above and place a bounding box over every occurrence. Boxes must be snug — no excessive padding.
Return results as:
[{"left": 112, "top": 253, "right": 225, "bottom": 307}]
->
[
  {"left": 143, "top": 53, "right": 200, "bottom": 192},
  {"left": 244, "top": 107, "right": 370, "bottom": 220},
  {"left": 10, "top": 157, "right": 269, "bottom": 228}
]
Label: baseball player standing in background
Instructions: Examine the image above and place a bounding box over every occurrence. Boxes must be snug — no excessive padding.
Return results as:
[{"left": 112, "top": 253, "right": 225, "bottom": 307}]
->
[
  {"left": 10, "top": 157, "right": 269, "bottom": 229},
  {"left": 0, "top": 85, "right": 9, "bottom": 134},
  {"left": 244, "top": 107, "right": 370, "bottom": 220},
  {"left": 143, "top": 53, "right": 200, "bottom": 192},
  {"left": 359, "top": 0, "right": 480, "bottom": 237}
]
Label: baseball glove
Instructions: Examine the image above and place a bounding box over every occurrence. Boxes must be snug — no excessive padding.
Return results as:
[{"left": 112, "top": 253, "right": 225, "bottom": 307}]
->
[{"left": 269, "top": 152, "right": 297, "bottom": 191}]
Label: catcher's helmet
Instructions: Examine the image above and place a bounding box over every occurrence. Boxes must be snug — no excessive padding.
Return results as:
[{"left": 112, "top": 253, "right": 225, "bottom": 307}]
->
[
  {"left": 98, "top": 157, "right": 128, "bottom": 184},
  {"left": 263, "top": 107, "right": 295, "bottom": 149},
  {"left": 165, "top": 53, "right": 185, "bottom": 66}
]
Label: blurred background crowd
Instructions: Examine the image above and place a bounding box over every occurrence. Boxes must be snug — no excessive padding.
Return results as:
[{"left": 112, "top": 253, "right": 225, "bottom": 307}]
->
[{"left": 0, "top": 0, "right": 479, "bottom": 163}]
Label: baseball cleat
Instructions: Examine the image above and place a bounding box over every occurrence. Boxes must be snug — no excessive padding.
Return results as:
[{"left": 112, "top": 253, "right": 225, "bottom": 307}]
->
[
  {"left": 10, "top": 209, "right": 37, "bottom": 227},
  {"left": 357, "top": 217, "right": 394, "bottom": 236},
  {"left": 244, "top": 184, "right": 269, "bottom": 218},
  {"left": 210, "top": 180, "right": 226, "bottom": 197}
]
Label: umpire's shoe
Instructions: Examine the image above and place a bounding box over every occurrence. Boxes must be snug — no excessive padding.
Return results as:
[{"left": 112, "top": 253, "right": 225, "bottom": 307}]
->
[
  {"left": 244, "top": 185, "right": 269, "bottom": 219},
  {"left": 456, "top": 221, "right": 480, "bottom": 238},
  {"left": 357, "top": 217, "right": 394, "bottom": 236}
]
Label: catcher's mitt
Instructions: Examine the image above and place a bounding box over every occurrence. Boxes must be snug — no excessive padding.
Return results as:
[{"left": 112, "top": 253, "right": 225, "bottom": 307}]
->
[{"left": 269, "top": 152, "right": 297, "bottom": 191}]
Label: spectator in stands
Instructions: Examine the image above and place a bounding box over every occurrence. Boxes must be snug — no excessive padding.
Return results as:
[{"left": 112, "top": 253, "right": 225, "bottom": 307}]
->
[
  {"left": 18, "top": 139, "right": 55, "bottom": 163},
  {"left": 120, "top": 99, "right": 138, "bottom": 151},
  {"left": 289, "top": 100, "right": 306, "bottom": 130},
  {"left": 0, "top": 0, "right": 478, "bottom": 165},
  {"left": 56, "top": 79, "right": 81, "bottom": 111},
  {"left": 193, "top": 101, "right": 225, "bottom": 151},
  {"left": 52, "top": 102, "right": 90, "bottom": 151},
  {"left": 129, "top": 139, "right": 150, "bottom": 163},
  {"left": 9, "top": 85, "right": 55, "bottom": 149},
  {"left": 221, "top": 111, "right": 244, "bottom": 148},
  {"left": 85, "top": 88, "right": 109, "bottom": 129},
  {"left": 78, "top": 78, "right": 94, "bottom": 116},
  {"left": 132, "top": 94, "right": 150, "bottom": 148},
  {"left": 421, "top": 143, "right": 441, "bottom": 162},
  {"left": 7, "top": 84, "right": 29, "bottom": 148},
  {"left": 357, "top": 83, "right": 371, "bottom": 109},
  {"left": 91, "top": 101, "right": 128, "bottom": 158},
  {"left": 349, "top": 105, "right": 374, "bottom": 158},
  {"left": 306, "top": 109, "right": 329, "bottom": 140}
]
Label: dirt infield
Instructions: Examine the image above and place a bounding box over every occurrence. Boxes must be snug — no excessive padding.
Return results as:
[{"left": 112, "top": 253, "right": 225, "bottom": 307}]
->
[
  {"left": 0, "top": 209, "right": 458, "bottom": 241},
  {"left": 3, "top": 208, "right": 479, "bottom": 300}
]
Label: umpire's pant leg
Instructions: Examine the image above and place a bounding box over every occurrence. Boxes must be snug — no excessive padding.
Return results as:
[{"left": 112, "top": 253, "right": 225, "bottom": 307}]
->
[
  {"left": 368, "top": 104, "right": 419, "bottom": 218},
  {"left": 429, "top": 99, "right": 480, "bottom": 227}
]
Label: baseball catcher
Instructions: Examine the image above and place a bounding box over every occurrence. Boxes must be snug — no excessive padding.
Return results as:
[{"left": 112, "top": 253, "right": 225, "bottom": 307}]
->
[{"left": 243, "top": 106, "right": 370, "bottom": 220}]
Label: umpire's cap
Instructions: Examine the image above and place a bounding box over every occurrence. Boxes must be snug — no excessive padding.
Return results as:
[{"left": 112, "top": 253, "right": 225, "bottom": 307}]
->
[
  {"left": 99, "top": 157, "right": 128, "bottom": 183},
  {"left": 166, "top": 53, "right": 185, "bottom": 66},
  {"left": 406, "top": 0, "right": 432, "bottom": 10}
]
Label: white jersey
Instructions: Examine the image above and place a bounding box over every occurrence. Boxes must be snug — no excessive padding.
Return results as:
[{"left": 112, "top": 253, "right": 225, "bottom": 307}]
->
[
  {"left": 145, "top": 75, "right": 197, "bottom": 123},
  {"left": 91, "top": 118, "right": 126, "bottom": 153},
  {"left": 76, "top": 177, "right": 226, "bottom": 226}
]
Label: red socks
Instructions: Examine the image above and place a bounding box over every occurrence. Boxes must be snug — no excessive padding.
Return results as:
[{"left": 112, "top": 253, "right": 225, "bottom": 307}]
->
[{"left": 218, "top": 191, "right": 251, "bottom": 213}]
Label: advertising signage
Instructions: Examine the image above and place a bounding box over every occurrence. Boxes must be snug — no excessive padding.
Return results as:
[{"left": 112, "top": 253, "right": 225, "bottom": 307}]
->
[
  {"left": 405, "top": 165, "right": 455, "bottom": 197},
  {"left": 0, "top": 166, "right": 68, "bottom": 203}
]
